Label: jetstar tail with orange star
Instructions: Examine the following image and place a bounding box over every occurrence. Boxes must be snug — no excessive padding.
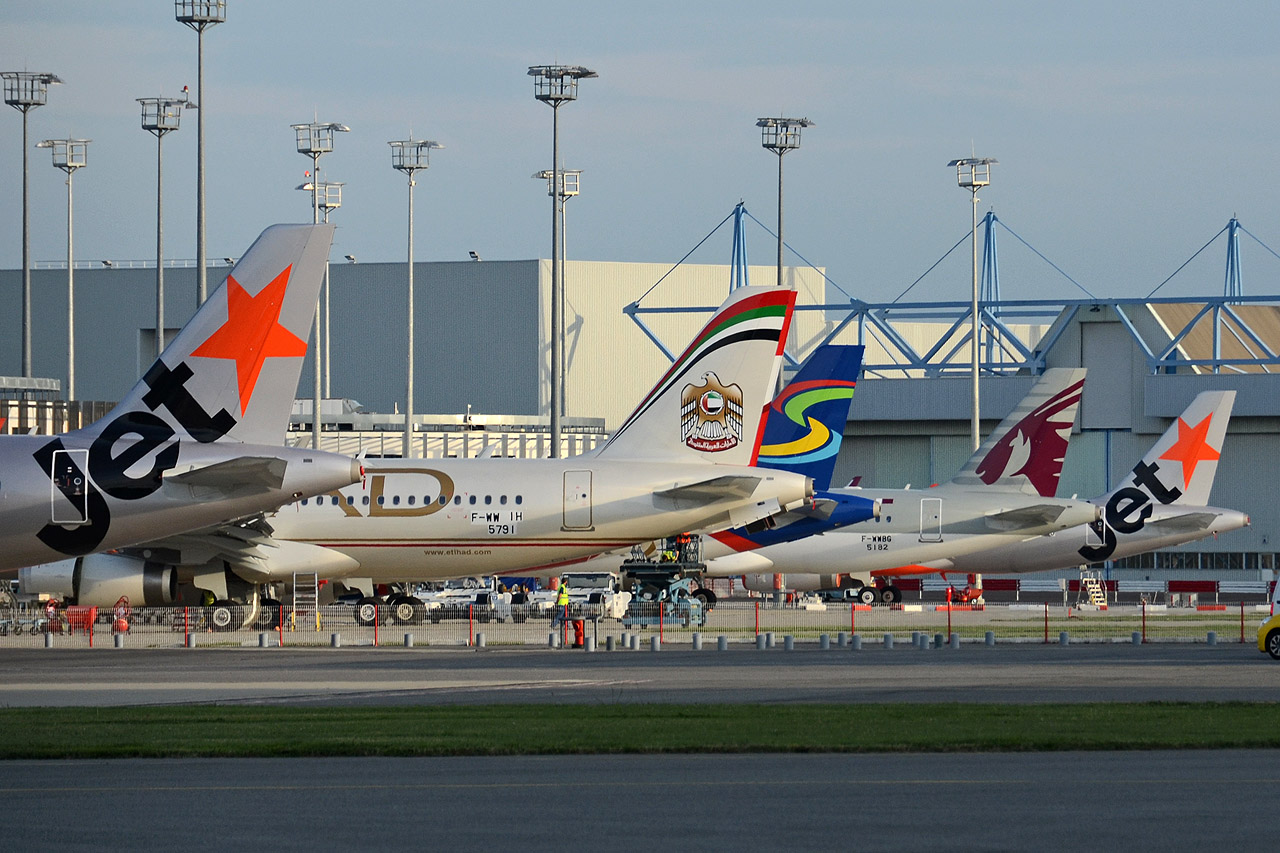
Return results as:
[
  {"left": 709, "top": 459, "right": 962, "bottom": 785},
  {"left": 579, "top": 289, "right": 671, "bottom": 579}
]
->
[{"left": 101, "top": 223, "right": 336, "bottom": 446}]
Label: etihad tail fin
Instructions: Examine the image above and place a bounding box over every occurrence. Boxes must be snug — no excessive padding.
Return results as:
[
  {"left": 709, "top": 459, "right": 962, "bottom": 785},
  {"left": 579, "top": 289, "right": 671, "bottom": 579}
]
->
[
  {"left": 1103, "top": 390, "right": 1234, "bottom": 507},
  {"left": 594, "top": 285, "right": 796, "bottom": 463},
  {"left": 79, "top": 224, "right": 335, "bottom": 447},
  {"left": 948, "top": 368, "right": 1086, "bottom": 496},
  {"left": 754, "top": 344, "right": 864, "bottom": 490}
]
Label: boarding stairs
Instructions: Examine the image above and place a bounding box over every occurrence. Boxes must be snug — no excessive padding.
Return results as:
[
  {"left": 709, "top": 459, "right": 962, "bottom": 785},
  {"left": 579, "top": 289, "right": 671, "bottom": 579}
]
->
[
  {"left": 1077, "top": 570, "right": 1108, "bottom": 609},
  {"left": 291, "top": 572, "right": 320, "bottom": 631}
]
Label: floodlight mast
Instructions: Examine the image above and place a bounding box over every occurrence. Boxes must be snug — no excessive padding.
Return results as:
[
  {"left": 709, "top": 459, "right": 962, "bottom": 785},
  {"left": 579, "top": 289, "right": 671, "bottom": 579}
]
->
[
  {"left": 947, "top": 155, "right": 997, "bottom": 452},
  {"left": 390, "top": 138, "right": 443, "bottom": 459},
  {"left": 139, "top": 94, "right": 191, "bottom": 361},
  {"left": 37, "top": 138, "right": 89, "bottom": 400},
  {"left": 757, "top": 117, "right": 813, "bottom": 290},
  {"left": 529, "top": 64, "right": 595, "bottom": 459},
  {"left": 4, "top": 71, "right": 62, "bottom": 378},
  {"left": 534, "top": 167, "right": 581, "bottom": 424},
  {"left": 292, "top": 119, "right": 349, "bottom": 449},
  {"left": 174, "top": 1, "right": 226, "bottom": 305}
]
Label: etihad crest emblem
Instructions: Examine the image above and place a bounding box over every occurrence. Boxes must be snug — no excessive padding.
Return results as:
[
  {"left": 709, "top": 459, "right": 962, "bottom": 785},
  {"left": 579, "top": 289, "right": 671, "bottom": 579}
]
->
[{"left": 680, "top": 372, "right": 744, "bottom": 452}]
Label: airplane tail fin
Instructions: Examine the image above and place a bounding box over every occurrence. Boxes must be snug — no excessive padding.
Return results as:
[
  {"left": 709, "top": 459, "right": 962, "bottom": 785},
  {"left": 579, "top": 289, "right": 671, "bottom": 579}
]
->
[
  {"left": 1103, "top": 390, "right": 1234, "bottom": 507},
  {"left": 83, "top": 224, "right": 335, "bottom": 446},
  {"left": 754, "top": 344, "right": 864, "bottom": 490},
  {"left": 948, "top": 368, "right": 1086, "bottom": 496},
  {"left": 594, "top": 285, "right": 796, "bottom": 463}
]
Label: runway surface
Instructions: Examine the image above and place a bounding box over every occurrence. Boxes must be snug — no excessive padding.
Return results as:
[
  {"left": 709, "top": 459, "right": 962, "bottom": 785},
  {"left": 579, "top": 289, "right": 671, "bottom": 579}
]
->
[
  {"left": 2, "top": 751, "right": 1274, "bottom": 852},
  {"left": 2, "top": 642, "right": 1279, "bottom": 707}
]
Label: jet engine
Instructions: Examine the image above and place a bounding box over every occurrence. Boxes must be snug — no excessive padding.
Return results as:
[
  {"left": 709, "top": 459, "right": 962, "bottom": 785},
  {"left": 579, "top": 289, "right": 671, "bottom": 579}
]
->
[{"left": 19, "top": 553, "right": 177, "bottom": 607}]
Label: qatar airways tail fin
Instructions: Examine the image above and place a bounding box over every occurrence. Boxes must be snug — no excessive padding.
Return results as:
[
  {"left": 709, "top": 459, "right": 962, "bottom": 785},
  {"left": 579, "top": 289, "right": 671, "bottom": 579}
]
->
[
  {"left": 78, "top": 224, "right": 335, "bottom": 447},
  {"left": 754, "top": 344, "right": 864, "bottom": 490},
  {"left": 948, "top": 368, "right": 1086, "bottom": 496},
  {"left": 594, "top": 285, "right": 796, "bottom": 464}
]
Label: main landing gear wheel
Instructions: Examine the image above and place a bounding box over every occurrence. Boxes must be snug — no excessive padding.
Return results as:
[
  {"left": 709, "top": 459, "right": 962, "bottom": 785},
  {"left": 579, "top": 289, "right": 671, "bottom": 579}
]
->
[
  {"left": 390, "top": 596, "right": 426, "bottom": 625},
  {"left": 857, "top": 586, "right": 878, "bottom": 606},
  {"left": 210, "top": 600, "right": 241, "bottom": 632},
  {"left": 354, "top": 597, "right": 387, "bottom": 627},
  {"left": 879, "top": 585, "right": 902, "bottom": 605},
  {"left": 255, "top": 599, "right": 283, "bottom": 630},
  {"left": 1267, "top": 629, "right": 1280, "bottom": 660},
  {"left": 692, "top": 588, "right": 718, "bottom": 609}
]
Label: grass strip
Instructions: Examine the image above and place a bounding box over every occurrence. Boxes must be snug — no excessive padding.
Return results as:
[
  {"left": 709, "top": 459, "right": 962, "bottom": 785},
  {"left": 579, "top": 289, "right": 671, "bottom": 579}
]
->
[{"left": 1, "top": 702, "right": 1278, "bottom": 758}]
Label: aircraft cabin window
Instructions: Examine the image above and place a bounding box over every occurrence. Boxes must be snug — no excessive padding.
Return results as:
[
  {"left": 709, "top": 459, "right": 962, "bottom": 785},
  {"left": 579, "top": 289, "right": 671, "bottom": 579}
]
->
[
  {"left": 469, "top": 495, "right": 477, "bottom": 505},
  {"left": 393, "top": 496, "right": 401, "bottom": 506},
  {"left": 301, "top": 498, "right": 308, "bottom": 506},
  {"left": 438, "top": 495, "right": 448, "bottom": 506},
  {"left": 377, "top": 496, "right": 385, "bottom": 506},
  {"left": 453, "top": 496, "right": 461, "bottom": 506},
  {"left": 515, "top": 495, "right": 522, "bottom": 505},
  {"left": 362, "top": 496, "right": 370, "bottom": 506},
  {"left": 407, "top": 496, "right": 415, "bottom": 506},
  {"left": 500, "top": 495, "right": 507, "bottom": 505},
  {"left": 346, "top": 496, "right": 354, "bottom": 506},
  {"left": 331, "top": 496, "right": 339, "bottom": 506},
  {"left": 484, "top": 495, "right": 492, "bottom": 505}
]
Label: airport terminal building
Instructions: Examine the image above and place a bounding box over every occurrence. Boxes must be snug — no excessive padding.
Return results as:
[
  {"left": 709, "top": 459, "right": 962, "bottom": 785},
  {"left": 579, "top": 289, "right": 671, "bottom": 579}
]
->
[{"left": 2, "top": 257, "right": 1277, "bottom": 581}]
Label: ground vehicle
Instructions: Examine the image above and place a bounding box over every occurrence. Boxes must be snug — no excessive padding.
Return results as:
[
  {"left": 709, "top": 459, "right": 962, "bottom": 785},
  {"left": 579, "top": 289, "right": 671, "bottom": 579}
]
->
[
  {"left": 1258, "top": 612, "right": 1280, "bottom": 659},
  {"left": 622, "top": 575, "right": 706, "bottom": 629},
  {"left": 557, "top": 572, "right": 632, "bottom": 619}
]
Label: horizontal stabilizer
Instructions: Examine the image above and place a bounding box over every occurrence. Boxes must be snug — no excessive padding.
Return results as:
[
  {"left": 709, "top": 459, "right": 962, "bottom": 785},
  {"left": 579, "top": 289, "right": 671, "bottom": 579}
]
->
[
  {"left": 165, "top": 457, "right": 288, "bottom": 490},
  {"left": 653, "top": 475, "right": 760, "bottom": 505},
  {"left": 1147, "top": 511, "right": 1219, "bottom": 532},
  {"left": 984, "top": 504, "right": 1068, "bottom": 530},
  {"left": 793, "top": 498, "right": 840, "bottom": 521}
]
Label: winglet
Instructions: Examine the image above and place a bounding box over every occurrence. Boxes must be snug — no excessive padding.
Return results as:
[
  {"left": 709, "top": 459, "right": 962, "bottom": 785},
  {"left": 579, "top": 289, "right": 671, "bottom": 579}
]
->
[
  {"left": 949, "top": 368, "right": 1086, "bottom": 496},
  {"left": 594, "top": 285, "right": 796, "bottom": 463},
  {"left": 80, "top": 224, "right": 335, "bottom": 447},
  {"left": 754, "top": 344, "right": 864, "bottom": 490}
]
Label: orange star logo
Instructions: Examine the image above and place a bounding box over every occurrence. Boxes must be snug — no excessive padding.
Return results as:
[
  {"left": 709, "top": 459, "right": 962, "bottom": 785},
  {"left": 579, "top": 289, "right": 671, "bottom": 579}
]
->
[
  {"left": 191, "top": 265, "right": 307, "bottom": 415},
  {"left": 1158, "top": 413, "right": 1221, "bottom": 489}
]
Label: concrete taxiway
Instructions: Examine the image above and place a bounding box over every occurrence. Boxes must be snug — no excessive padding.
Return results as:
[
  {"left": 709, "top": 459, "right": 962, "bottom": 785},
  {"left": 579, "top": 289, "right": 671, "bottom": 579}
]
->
[{"left": 1, "top": 643, "right": 1278, "bottom": 707}]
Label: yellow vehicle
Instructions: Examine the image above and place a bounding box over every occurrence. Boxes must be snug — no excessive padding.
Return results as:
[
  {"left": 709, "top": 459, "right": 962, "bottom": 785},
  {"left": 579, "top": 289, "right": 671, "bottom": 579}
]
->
[{"left": 1258, "top": 612, "right": 1280, "bottom": 660}]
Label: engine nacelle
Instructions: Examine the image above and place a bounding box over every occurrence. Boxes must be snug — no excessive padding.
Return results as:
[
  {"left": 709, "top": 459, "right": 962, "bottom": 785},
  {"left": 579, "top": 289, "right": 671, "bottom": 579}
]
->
[
  {"left": 20, "top": 553, "right": 177, "bottom": 607},
  {"left": 740, "top": 573, "right": 853, "bottom": 593}
]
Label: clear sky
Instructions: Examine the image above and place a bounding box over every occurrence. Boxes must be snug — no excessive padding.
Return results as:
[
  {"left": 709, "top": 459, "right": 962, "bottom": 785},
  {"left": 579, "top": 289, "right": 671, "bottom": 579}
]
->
[{"left": 3, "top": 0, "right": 1280, "bottom": 303}]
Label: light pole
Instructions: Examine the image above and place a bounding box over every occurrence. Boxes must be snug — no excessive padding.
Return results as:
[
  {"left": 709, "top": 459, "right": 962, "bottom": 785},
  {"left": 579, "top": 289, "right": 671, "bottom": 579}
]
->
[
  {"left": 528, "top": 64, "right": 595, "bottom": 459},
  {"left": 139, "top": 94, "right": 190, "bottom": 361},
  {"left": 175, "top": 0, "right": 225, "bottom": 306},
  {"left": 4, "top": 71, "right": 62, "bottom": 378},
  {"left": 36, "top": 138, "right": 89, "bottom": 400},
  {"left": 296, "top": 179, "right": 343, "bottom": 398},
  {"left": 947, "top": 156, "right": 997, "bottom": 451},
  {"left": 756, "top": 117, "right": 813, "bottom": 289},
  {"left": 533, "top": 167, "right": 580, "bottom": 419},
  {"left": 292, "top": 120, "right": 348, "bottom": 449},
  {"left": 390, "top": 138, "right": 443, "bottom": 459}
]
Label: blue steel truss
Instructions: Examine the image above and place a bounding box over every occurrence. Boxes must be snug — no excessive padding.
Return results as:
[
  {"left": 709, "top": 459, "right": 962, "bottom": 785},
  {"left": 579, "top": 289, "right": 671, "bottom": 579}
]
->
[{"left": 625, "top": 207, "right": 1280, "bottom": 376}]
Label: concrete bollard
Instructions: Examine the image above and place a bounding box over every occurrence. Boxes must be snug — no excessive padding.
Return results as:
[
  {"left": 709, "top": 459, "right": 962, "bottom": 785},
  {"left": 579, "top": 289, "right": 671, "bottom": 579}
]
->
[
  {"left": 755, "top": 634, "right": 766, "bottom": 650},
  {"left": 44, "top": 632, "right": 52, "bottom": 648},
  {"left": 1059, "top": 631, "right": 1069, "bottom": 646},
  {"left": 985, "top": 630, "right": 995, "bottom": 646},
  {"left": 403, "top": 633, "right": 414, "bottom": 648},
  {"left": 1132, "top": 631, "right": 1142, "bottom": 645},
  {"left": 911, "top": 631, "right": 921, "bottom": 645},
  {"left": 784, "top": 635, "right": 795, "bottom": 651},
  {"left": 1207, "top": 631, "right": 1217, "bottom": 646},
  {"left": 475, "top": 633, "right": 486, "bottom": 649},
  {"left": 621, "top": 632, "right": 629, "bottom": 647},
  {"left": 819, "top": 633, "right": 830, "bottom": 650},
  {"left": 548, "top": 632, "right": 558, "bottom": 648},
  {"left": 933, "top": 633, "right": 944, "bottom": 649},
  {"left": 717, "top": 635, "right": 728, "bottom": 651},
  {"left": 113, "top": 633, "right": 124, "bottom": 649},
  {"left": 692, "top": 632, "right": 702, "bottom": 651},
  {"left": 629, "top": 634, "right": 639, "bottom": 651},
  {"left": 259, "top": 632, "right": 269, "bottom": 648},
  {"left": 584, "top": 636, "right": 595, "bottom": 652},
  {"left": 186, "top": 634, "right": 197, "bottom": 648},
  {"left": 883, "top": 633, "right": 894, "bottom": 650},
  {"left": 949, "top": 632, "right": 959, "bottom": 650},
  {"left": 650, "top": 636, "right": 661, "bottom": 652},
  {"left": 765, "top": 632, "right": 775, "bottom": 649},
  {"left": 851, "top": 634, "right": 862, "bottom": 650},
  {"left": 837, "top": 632, "right": 847, "bottom": 648},
  {"left": 606, "top": 635, "right": 616, "bottom": 652},
  {"left": 330, "top": 633, "right": 341, "bottom": 648}
]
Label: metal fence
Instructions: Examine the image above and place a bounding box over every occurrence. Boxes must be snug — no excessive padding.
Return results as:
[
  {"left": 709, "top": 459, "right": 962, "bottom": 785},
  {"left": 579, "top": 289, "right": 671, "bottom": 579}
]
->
[{"left": 0, "top": 601, "right": 1271, "bottom": 649}]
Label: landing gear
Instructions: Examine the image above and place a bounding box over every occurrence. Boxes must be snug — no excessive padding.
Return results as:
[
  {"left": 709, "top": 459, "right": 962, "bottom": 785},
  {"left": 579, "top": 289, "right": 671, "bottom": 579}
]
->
[
  {"left": 879, "top": 585, "right": 902, "bottom": 605},
  {"left": 353, "top": 596, "right": 388, "bottom": 626},
  {"left": 857, "top": 586, "right": 878, "bottom": 606},
  {"left": 255, "top": 599, "right": 283, "bottom": 630},
  {"left": 692, "top": 587, "right": 718, "bottom": 609},
  {"left": 209, "top": 600, "right": 242, "bottom": 632},
  {"left": 387, "top": 595, "right": 426, "bottom": 625}
]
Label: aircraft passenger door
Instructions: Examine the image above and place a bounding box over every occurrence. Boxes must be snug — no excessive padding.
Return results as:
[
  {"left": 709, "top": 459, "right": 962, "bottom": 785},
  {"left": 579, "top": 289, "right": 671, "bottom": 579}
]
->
[
  {"left": 563, "top": 470, "right": 593, "bottom": 530},
  {"left": 919, "top": 497, "right": 942, "bottom": 543},
  {"left": 50, "top": 449, "right": 90, "bottom": 526}
]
